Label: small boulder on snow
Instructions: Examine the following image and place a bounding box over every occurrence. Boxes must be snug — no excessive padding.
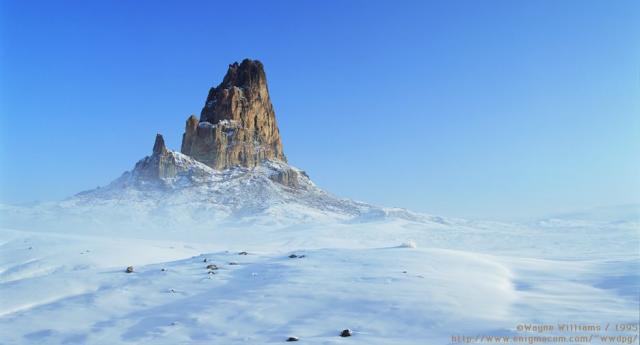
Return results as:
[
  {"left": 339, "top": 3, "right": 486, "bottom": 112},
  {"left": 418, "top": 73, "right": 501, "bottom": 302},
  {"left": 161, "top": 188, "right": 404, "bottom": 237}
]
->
[
  {"left": 125, "top": 266, "right": 134, "bottom": 273},
  {"left": 286, "top": 336, "right": 299, "bottom": 342},
  {"left": 399, "top": 240, "right": 417, "bottom": 249},
  {"left": 340, "top": 329, "right": 353, "bottom": 337}
]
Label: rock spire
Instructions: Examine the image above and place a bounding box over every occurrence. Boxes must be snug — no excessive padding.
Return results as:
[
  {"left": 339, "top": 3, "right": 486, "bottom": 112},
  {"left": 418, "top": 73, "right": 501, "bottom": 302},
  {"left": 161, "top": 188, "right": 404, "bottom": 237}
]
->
[
  {"left": 180, "top": 59, "right": 286, "bottom": 170},
  {"left": 152, "top": 133, "right": 168, "bottom": 156}
]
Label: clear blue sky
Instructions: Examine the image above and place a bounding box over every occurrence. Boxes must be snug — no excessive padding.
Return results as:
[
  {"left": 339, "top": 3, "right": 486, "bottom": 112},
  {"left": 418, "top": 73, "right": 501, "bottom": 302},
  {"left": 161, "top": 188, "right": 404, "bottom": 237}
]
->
[{"left": 1, "top": 0, "right": 638, "bottom": 220}]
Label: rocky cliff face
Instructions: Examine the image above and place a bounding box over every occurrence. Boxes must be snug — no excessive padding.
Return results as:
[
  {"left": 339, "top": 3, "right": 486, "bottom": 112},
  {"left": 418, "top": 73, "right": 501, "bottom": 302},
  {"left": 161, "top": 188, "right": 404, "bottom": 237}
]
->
[
  {"left": 133, "top": 134, "right": 178, "bottom": 181},
  {"left": 180, "top": 59, "right": 286, "bottom": 170},
  {"left": 133, "top": 134, "right": 176, "bottom": 181}
]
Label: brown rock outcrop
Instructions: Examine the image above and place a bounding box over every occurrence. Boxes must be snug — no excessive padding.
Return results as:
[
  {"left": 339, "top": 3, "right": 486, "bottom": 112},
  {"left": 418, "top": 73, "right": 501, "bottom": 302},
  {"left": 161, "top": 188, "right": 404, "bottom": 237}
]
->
[
  {"left": 180, "top": 59, "right": 286, "bottom": 170},
  {"left": 268, "top": 167, "right": 302, "bottom": 188}
]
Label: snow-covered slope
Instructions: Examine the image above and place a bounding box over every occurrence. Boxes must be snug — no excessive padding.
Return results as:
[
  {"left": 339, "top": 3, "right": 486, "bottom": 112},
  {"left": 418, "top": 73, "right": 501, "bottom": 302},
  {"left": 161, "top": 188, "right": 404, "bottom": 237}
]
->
[
  {"left": 97, "top": 152, "right": 388, "bottom": 222},
  {"left": 0, "top": 216, "right": 637, "bottom": 344},
  {"left": 1, "top": 150, "right": 433, "bottom": 235}
]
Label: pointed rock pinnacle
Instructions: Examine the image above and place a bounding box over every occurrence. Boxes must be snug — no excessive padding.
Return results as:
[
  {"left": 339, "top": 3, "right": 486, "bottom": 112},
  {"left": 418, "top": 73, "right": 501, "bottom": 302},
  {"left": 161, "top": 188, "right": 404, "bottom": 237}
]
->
[{"left": 153, "top": 134, "right": 168, "bottom": 156}]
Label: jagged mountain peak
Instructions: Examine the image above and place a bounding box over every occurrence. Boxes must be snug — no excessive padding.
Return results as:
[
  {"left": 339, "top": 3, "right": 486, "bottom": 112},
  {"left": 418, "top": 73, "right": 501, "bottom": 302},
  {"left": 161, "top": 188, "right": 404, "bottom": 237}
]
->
[
  {"left": 81, "top": 59, "right": 412, "bottom": 223},
  {"left": 0, "top": 60, "right": 434, "bottom": 231}
]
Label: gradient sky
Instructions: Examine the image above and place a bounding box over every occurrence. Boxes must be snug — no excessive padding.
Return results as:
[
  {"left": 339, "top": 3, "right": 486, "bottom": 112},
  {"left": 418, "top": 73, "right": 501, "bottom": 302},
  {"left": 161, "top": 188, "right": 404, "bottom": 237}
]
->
[{"left": 1, "top": 0, "right": 638, "bottom": 220}]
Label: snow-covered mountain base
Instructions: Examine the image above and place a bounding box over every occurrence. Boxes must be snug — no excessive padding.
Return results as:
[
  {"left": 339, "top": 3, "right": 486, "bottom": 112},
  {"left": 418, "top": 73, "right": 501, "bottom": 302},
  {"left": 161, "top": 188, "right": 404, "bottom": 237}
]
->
[{"left": 0, "top": 150, "right": 427, "bottom": 235}]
